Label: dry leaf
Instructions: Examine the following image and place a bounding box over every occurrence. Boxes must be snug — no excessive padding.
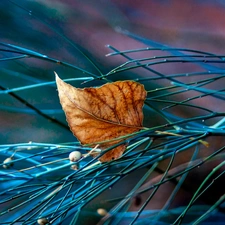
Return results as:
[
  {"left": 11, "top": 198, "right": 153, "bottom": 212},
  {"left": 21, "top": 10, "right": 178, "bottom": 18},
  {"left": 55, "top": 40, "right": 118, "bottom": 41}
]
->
[{"left": 55, "top": 73, "right": 146, "bottom": 162}]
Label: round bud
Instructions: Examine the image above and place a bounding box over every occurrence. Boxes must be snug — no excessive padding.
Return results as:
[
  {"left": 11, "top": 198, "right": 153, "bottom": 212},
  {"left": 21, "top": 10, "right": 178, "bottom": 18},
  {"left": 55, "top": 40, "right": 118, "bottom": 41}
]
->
[
  {"left": 37, "top": 217, "right": 49, "bottom": 225},
  {"left": 69, "top": 151, "right": 82, "bottom": 162},
  {"left": 97, "top": 208, "right": 108, "bottom": 216},
  {"left": 71, "top": 164, "right": 79, "bottom": 170},
  {"left": 3, "top": 157, "right": 13, "bottom": 169}
]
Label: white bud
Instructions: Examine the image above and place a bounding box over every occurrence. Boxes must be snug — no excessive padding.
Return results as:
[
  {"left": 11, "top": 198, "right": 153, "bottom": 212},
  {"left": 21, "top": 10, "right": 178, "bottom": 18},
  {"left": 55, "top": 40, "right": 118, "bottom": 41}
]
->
[
  {"left": 37, "top": 217, "right": 49, "bottom": 225},
  {"left": 71, "top": 164, "right": 79, "bottom": 170},
  {"left": 97, "top": 208, "right": 108, "bottom": 216},
  {"left": 69, "top": 151, "right": 82, "bottom": 162},
  {"left": 3, "top": 157, "right": 13, "bottom": 169}
]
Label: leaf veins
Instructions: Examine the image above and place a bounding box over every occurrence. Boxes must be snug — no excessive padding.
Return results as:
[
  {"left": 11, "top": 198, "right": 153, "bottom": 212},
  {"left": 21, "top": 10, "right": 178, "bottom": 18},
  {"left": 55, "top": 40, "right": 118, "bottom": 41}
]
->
[{"left": 55, "top": 73, "right": 146, "bottom": 162}]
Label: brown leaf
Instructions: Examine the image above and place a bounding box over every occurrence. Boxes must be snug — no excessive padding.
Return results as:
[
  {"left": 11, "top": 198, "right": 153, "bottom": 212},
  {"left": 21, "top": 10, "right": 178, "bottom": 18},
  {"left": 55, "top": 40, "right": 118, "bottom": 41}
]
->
[{"left": 55, "top": 73, "right": 146, "bottom": 162}]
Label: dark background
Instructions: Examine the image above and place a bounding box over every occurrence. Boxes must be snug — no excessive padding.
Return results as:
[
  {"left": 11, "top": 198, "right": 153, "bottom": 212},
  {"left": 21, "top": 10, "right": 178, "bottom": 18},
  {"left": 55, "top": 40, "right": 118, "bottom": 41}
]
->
[
  {"left": 1, "top": 1, "right": 225, "bottom": 224},
  {"left": 1, "top": 0, "right": 225, "bottom": 144}
]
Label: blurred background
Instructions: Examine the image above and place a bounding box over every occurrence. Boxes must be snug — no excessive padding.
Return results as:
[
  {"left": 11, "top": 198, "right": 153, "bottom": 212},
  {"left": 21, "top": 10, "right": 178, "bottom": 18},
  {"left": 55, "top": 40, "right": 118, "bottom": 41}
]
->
[
  {"left": 1, "top": 0, "right": 225, "bottom": 144},
  {"left": 1, "top": 0, "right": 225, "bottom": 224}
]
